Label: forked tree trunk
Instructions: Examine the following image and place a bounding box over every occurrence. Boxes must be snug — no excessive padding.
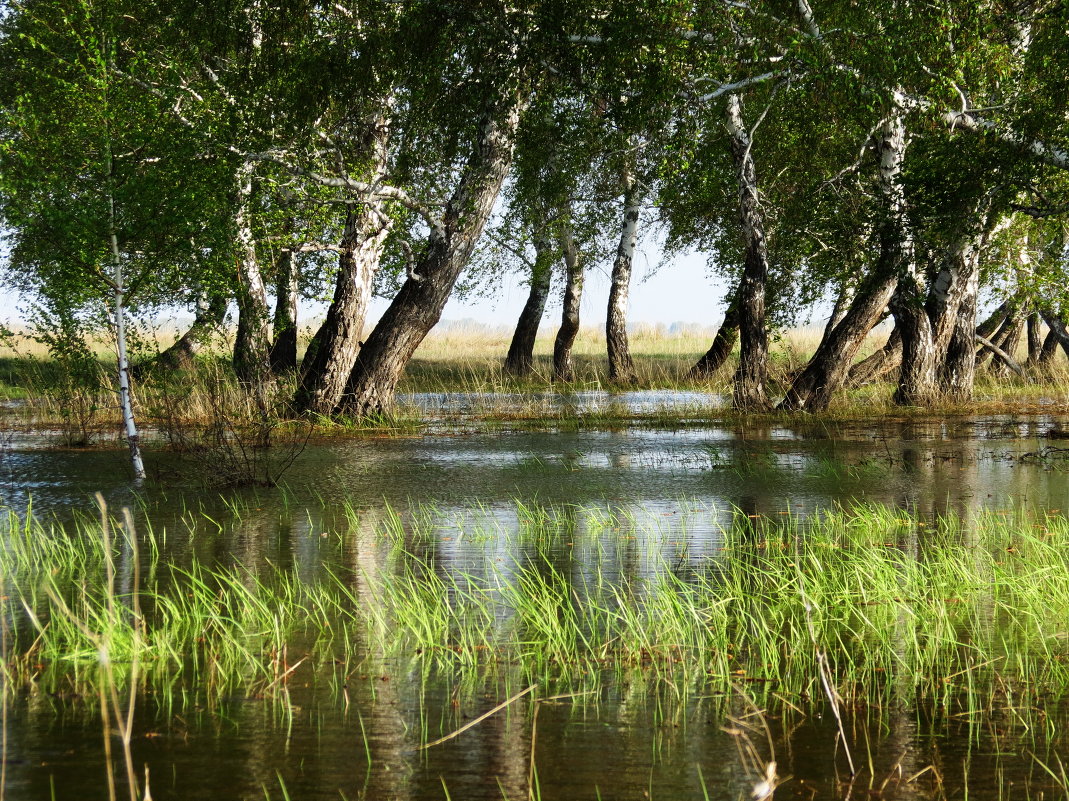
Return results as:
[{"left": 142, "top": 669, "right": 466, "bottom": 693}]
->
[
  {"left": 553, "top": 214, "right": 583, "bottom": 382},
  {"left": 232, "top": 160, "right": 274, "bottom": 391},
  {"left": 725, "top": 93, "right": 770, "bottom": 410},
  {"left": 337, "top": 90, "right": 525, "bottom": 417},
  {"left": 152, "top": 292, "right": 227, "bottom": 373},
  {"left": 270, "top": 247, "right": 299, "bottom": 374},
  {"left": 688, "top": 289, "right": 739, "bottom": 378},
  {"left": 504, "top": 228, "right": 553, "bottom": 377},
  {"left": 295, "top": 105, "right": 393, "bottom": 415},
  {"left": 606, "top": 159, "right": 641, "bottom": 383}
]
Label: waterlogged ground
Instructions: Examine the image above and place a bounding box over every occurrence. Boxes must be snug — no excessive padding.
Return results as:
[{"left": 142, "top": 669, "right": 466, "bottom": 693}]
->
[{"left": 4, "top": 400, "right": 1069, "bottom": 800}]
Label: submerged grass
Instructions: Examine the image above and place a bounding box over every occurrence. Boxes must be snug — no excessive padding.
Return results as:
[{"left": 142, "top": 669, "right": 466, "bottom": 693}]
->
[{"left": 4, "top": 499, "right": 1069, "bottom": 731}]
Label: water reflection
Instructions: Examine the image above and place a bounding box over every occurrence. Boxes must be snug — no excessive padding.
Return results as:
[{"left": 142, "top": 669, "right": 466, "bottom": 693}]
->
[{"left": 5, "top": 414, "right": 1069, "bottom": 799}]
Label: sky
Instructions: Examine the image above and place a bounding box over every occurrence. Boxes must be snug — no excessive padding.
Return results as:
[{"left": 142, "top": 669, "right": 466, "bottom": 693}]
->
[{"left": 0, "top": 244, "right": 736, "bottom": 331}]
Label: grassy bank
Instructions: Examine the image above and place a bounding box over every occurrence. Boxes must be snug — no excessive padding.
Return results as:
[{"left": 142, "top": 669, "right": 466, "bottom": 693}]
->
[{"left": 2, "top": 326, "right": 1069, "bottom": 443}]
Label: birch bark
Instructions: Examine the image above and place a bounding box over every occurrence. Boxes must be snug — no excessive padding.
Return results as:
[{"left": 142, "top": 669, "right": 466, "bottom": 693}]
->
[
  {"left": 270, "top": 246, "right": 299, "bottom": 374},
  {"left": 106, "top": 142, "right": 146, "bottom": 481},
  {"left": 504, "top": 226, "right": 553, "bottom": 376},
  {"left": 553, "top": 212, "right": 584, "bottom": 382},
  {"left": 606, "top": 157, "right": 640, "bottom": 383},
  {"left": 295, "top": 101, "right": 394, "bottom": 414},
  {"left": 232, "top": 160, "right": 274, "bottom": 390},
  {"left": 725, "top": 93, "right": 770, "bottom": 410},
  {"left": 337, "top": 89, "right": 527, "bottom": 417}
]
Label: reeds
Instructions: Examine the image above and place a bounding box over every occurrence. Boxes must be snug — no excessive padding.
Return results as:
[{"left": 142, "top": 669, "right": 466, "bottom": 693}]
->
[{"left": 4, "top": 499, "right": 1069, "bottom": 739}]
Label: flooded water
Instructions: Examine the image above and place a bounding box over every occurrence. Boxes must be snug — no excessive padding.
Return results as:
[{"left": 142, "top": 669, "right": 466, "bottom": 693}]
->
[{"left": 4, "top": 402, "right": 1069, "bottom": 800}]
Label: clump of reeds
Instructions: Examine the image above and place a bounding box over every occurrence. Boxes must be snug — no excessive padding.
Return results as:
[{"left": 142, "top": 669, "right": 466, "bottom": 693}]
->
[{"left": 5, "top": 498, "right": 1069, "bottom": 734}]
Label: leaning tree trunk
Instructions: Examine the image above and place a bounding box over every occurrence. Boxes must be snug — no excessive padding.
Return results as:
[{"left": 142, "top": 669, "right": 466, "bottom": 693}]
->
[
  {"left": 504, "top": 226, "right": 553, "bottom": 376},
  {"left": 337, "top": 90, "right": 525, "bottom": 417},
  {"left": 824, "top": 283, "right": 855, "bottom": 340},
  {"left": 553, "top": 212, "right": 584, "bottom": 382},
  {"left": 270, "top": 246, "right": 299, "bottom": 374},
  {"left": 725, "top": 93, "right": 770, "bottom": 410},
  {"left": 1041, "top": 312, "right": 1069, "bottom": 360},
  {"left": 294, "top": 103, "right": 393, "bottom": 415},
  {"left": 847, "top": 326, "right": 901, "bottom": 387},
  {"left": 688, "top": 288, "right": 740, "bottom": 378},
  {"left": 977, "top": 306, "right": 1023, "bottom": 371},
  {"left": 606, "top": 158, "right": 641, "bottom": 383},
  {"left": 295, "top": 207, "right": 389, "bottom": 414},
  {"left": 990, "top": 311, "right": 1025, "bottom": 378},
  {"left": 778, "top": 271, "right": 897, "bottom": 411},
  {"left": 232, "top": 160, "right": 274, "bottom": 392},
  {"left": 152, "top": 292, "right": 227, "bottom": 373}
]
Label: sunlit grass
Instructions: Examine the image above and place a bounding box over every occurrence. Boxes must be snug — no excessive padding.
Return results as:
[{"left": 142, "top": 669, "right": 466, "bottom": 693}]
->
[{"left": 4, "top": 498, "right": 1069, "bottom": 734}]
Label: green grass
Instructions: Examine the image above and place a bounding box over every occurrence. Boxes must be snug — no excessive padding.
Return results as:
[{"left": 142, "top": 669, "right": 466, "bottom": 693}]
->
[{"left": 5, "top": 498, "right": 1069, "bottom": 738}]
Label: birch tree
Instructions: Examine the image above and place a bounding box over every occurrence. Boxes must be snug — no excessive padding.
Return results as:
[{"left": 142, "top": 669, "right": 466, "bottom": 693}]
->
[{"left": 0, "top": 0, "right": 221, "bottom": 478}]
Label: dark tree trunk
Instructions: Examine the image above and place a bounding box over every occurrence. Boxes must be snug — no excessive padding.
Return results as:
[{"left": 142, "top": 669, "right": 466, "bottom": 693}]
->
[
  {"left": 606, "top": 162, "right": 641, "bottom": 383},
  {"left": 725, "top": 94, "right": 770, "bottom": 410},
  {"left": 1039, "top": 328, "right": 1060, "bottom": 364},
  {"left": 976, "top": 333, "right": 1028, "bottom": 378},
  {"left": 1040, "top": 312, "right": 1069, "bottom": 362},
  {"left": 295, "top": 210, "right": 389, "bottom": 414},
  {"left": 337, "top": 92, "right": 525, "bottom": 417},
  {"left": 778, "top": 272, "right": 897, "bottom": 411},
  {"left": 1027, "top": 312, "right": 1044, "bottom": 367},
  {"left": 149, "top": 293, "right": 227, "bottom": 373},
  {"left": 232, "top": 162, "right": 274, "bottom": 390},
  {"left": 270, "top": 247, "right": 299, "bottom": 374},
  {"left": 504, "top": 229, "right": 553, "bottom": 377},
  {"left": 688, "top": 289, "right": 739, "bottom": 378},
  {"left": 553, "top": 215, "right": 583, "bottom": 382},
  {"left": 985, "top": 308, "right": 1024, "bottom": 376},
  {"left": 294, "top": 106, "right": 393, "bottom": 415},
  {"left": 976, "top": 306, "right": 1018, "bottom": 368},
  {"left": 976, "top": 302, "right": 1009, "bottom": 340},
  {"left": 847, "top": 326, "right": 901, "bottom": 387}
]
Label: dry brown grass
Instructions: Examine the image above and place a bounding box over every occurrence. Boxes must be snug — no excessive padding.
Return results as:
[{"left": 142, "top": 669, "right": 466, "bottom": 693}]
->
[{"left": 5, "top": 322, "right": 1069, "bottom": 431}]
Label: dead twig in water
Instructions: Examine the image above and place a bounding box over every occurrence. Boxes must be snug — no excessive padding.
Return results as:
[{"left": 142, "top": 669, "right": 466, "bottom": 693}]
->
[{"left": 418, "top": 684, "right": 536, "bottom": 750}]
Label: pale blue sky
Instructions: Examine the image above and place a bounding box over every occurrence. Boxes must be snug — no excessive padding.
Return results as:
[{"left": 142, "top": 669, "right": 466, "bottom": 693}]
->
[{"left": 1, "top": 246, "right": 733, "bottom": 330}]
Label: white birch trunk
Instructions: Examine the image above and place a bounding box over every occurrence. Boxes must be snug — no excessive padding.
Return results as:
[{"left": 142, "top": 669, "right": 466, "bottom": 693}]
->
[
  {"left": 106, "top": 147, "right": 146, "bottom": 481},
  {"left": 232, "top": 159, "right": 274, "bottom": 389},
  {"left": 726, "top": 93, "right": 770, "bottom": 410},
  {"left": 606, "top": 155, "right": 641, "bottom": 382}
]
